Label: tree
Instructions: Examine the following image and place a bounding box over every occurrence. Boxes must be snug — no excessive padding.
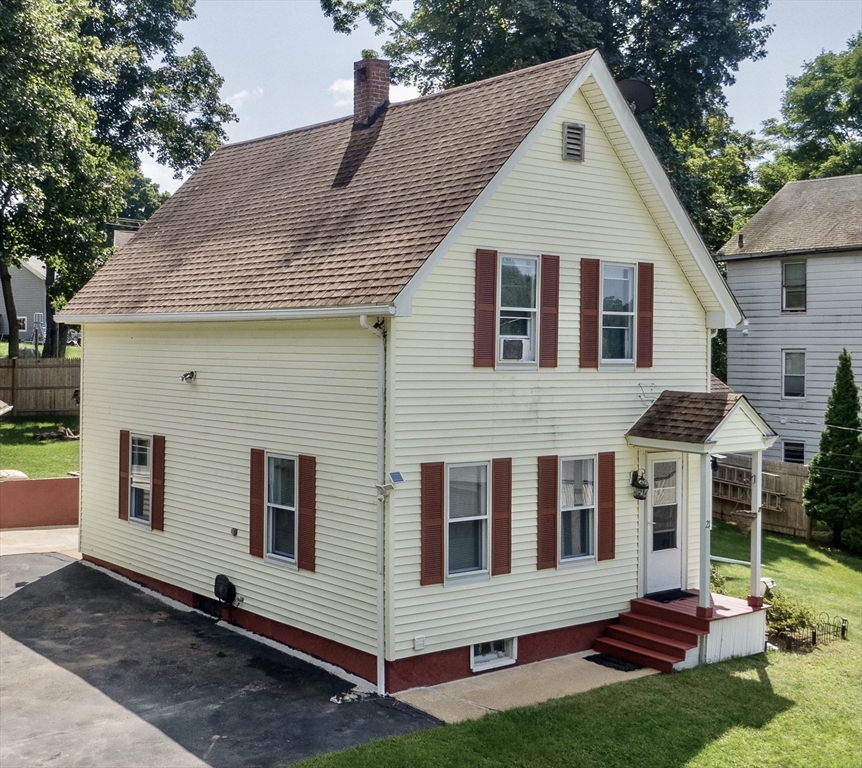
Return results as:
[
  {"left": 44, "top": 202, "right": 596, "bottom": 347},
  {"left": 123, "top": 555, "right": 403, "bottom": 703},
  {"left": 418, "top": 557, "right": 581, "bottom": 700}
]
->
[
  {"left": 1, "top": 0, "right": 234, "bottom": 358},
  {"left": 756, "top": 33, "right": 862, "bottom": 199},
  {"left": 804, "top": 349, "right": 862, "bottom": 551},
  {"left": 320, "top": 0, "right": 772, "bottom": 248}
]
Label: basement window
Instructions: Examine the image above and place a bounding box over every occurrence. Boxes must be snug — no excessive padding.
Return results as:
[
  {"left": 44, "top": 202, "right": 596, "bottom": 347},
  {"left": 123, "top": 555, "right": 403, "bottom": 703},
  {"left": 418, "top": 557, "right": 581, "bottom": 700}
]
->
[
  {"left": 563, "top": 122, "right": 585, "bottom": 162},
  {"left": 471, "top": 637, "right": 517, "bottom": 672}
]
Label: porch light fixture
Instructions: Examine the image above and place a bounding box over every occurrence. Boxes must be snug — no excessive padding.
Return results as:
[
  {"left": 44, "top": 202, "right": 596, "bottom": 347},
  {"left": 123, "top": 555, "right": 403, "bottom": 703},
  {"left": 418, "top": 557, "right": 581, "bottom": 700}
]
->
[{"left": 630, "top": 470, "right": 650, "bottom": 500}]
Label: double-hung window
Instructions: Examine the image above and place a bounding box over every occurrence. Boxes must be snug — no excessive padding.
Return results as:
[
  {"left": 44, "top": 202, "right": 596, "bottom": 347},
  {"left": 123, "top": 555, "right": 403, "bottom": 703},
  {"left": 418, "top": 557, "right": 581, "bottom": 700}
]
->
[
  {"left": 560, "top": 457, "right": 595, "bottom": 560},
  {"left": 782, "top": 262, "right": 806, "bottom": 311},
  {"left": 447, "top": 463, "right": 489, "bottom": 576},
  {"left": 783, "top": 350, "right": 806, "bottom": 398},
  {"left": 498, "top": 256, "right": 538, "bottom": 364},
  {"left": 267, "top": 454, "right": 297, "bottom": 562},
  {"left": 601, "top": 264, "right": 635, "bottom": 363},
  {"left": 129, "top": 436, "right": 152, "bottom": 523}
]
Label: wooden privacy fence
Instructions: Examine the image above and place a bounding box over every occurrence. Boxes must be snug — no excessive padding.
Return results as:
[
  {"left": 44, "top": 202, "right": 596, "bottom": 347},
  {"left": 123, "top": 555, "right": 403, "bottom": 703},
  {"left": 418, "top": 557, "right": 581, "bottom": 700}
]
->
[
  {"left": 0, "top": 358, "right": 80, "bottom": 415},
  {"left": 713, "top": 453, "right": 811, "bottom": 539}
]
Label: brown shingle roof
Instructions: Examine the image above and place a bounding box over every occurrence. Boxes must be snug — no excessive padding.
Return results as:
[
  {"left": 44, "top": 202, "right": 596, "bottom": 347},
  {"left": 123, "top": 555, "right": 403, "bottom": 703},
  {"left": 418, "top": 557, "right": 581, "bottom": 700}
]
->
[
  {"left": 63, "top": 52, "right": 593, "bottom": 317},
  {"left": 710, "top": 374, "right": 733, "bottom": 394},
  {"left": 718, "top": 174, "right": 862, "bottom": 259},
  {"left": 626, "top": 390, "right": 741, "bottom": 445}
]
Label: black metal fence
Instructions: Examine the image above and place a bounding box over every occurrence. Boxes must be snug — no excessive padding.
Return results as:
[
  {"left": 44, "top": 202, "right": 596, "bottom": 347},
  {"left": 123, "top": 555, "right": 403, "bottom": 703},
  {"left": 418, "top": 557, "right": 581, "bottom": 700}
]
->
[{"left": 770, "top": 613, "right": 849, "bottom": 652}]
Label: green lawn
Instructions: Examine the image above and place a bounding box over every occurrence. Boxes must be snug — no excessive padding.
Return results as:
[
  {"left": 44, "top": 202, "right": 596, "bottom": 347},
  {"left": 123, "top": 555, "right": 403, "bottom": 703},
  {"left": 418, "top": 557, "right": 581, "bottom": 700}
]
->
[
  {"left": 297, "top": 522, "right": 861, "bottom": 768},
  {"left": 0, "top": 342, "right": 80, "bottom": 359},
  {"left": 0, "top": 415, "right": 80, "bottom": 478}
]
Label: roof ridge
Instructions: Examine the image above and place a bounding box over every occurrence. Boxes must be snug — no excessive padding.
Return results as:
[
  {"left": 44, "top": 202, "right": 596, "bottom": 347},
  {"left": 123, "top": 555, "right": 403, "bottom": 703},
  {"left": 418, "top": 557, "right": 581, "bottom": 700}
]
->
[{"left": 784, "top": 174, "right": 862, "bottom": 185}]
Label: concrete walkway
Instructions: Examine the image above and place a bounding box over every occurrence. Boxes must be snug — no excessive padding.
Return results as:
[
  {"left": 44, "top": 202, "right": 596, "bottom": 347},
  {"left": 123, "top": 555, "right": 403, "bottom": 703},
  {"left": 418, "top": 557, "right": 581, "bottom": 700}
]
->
[
  {"left": 395, "top": 652, "right": 657, "bottom": 723},
  {"left": 0, "top": 524, "right": 80, "bottom": 558}
]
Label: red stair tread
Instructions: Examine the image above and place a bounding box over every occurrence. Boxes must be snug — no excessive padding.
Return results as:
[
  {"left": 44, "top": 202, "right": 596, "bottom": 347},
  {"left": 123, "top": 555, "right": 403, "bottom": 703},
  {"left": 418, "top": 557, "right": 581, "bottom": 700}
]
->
[
  {"left": 630, "top": 598, "right": 711, "bottom": 631},
  {"left": 618, "top": 612, "right": 706, "bottom": 645},
  {"left": 606, "top": 624, "right": 693, "bottom": 657},
  {"left": 594, "top": 637, "right": 679, "bottom": 674}
]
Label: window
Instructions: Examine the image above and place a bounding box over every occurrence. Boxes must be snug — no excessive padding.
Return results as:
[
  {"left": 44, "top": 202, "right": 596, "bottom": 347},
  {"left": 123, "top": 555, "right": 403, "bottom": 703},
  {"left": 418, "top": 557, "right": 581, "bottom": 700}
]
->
[
  {"left": 471, "top": 637, "right": 517, "bottom": 672},
  {"left": 601, "top": 263, "right": 635, "bottom": 362},
  {"left": 560, "top": 458, "right": 595, "bottom": 560},
  {"left": 447, "top": 463, "right": 489, "bottom": 576},
  {"left": 783, "top": 442, "right": 805, "bottom": 464},
  {"left": 783, "top": 351, "right": 806, "bottom": 398},
  {"left": 129, "top": 436, "right": 152, "bottom": 522},
  {"left": 782, "top": 261, "right": 806, "bottom": 311},
  {"left": 267, "top": 454, "right": 297, "bottom": 562},
  {"left": 17, "top": 316, "right": 27, "bottom": 332},
  {"left": 498, "top": 256, "right": 538, "bottom": 363}
]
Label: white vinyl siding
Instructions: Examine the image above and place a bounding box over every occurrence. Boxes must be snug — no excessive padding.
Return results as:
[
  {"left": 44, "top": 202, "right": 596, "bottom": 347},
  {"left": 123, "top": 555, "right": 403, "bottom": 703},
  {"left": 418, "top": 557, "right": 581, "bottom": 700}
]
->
[
  {"left": 385, "top": 87, "right": 707, "bottom": 659},
  {"left": 78, "top": 319, "right": 380, "bottom": 655}
]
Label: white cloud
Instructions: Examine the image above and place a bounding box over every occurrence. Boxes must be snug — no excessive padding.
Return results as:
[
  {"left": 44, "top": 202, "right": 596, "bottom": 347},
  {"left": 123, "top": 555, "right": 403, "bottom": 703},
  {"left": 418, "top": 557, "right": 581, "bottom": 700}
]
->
[
  {"left": 228, "top": 86, "right": 264, "bottom": 110},
  {"left": 328, "top": 78, "right": 420, "bottom": 109}
]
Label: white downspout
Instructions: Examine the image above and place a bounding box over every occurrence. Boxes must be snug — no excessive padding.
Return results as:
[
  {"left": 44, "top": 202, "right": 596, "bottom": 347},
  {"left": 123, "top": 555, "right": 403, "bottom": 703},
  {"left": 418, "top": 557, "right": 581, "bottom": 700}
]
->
[{"left": 360, "top": 314, "right": 386, "bottom": 695}]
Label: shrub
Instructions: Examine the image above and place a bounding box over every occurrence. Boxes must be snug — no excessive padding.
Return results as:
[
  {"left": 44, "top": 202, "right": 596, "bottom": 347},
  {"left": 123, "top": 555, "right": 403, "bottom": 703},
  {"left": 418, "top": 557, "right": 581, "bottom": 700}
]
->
[
  {"left": 766, "top": 589, "right": 817, "bottom": 634},
  {"left": 710, "top": 564, "right": 727, "bottom": 595},
  {"left": 840, "top": 525, "right": 862, "bottom": 554}
]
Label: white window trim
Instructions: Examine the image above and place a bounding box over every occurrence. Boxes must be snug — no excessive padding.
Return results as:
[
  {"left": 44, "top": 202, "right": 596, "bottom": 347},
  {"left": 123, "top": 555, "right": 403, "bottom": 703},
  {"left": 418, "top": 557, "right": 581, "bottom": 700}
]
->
[
  {"left": 559, "top": 455, "right": 597, "bottom": 565},
  {"left": 265, "top": 452, "right": 298, "bottom": 567},
  {"left": 600, "top": 261, "right": 636, "bottom": 368},
  {"left": 445, "top": 461, "right": 491, "bottom": 583},
  {"left": 781, "top": 260, "right": 807, "bottom": 313},
  {"left": 782, "top": 349, "right": 806, "bottom": 400},
  {"left": 470, "top": 637, "right": 518, "bottom": 672},
  {"left": 128, "top": 433, "right": 152, "bottom": 526},
  {"left": 495, "top": 253, "right": 539, "bottom": 370}
]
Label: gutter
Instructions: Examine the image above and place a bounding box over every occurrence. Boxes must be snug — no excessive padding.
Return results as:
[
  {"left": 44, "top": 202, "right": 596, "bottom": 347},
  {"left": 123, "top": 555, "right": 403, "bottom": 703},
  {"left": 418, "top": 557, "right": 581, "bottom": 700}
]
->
[
  {"left": 359, "top": 314, "right": 387, "bottom": 696},
  {"left": 716, "top": 244, "right": 862, "bottom": 262}
]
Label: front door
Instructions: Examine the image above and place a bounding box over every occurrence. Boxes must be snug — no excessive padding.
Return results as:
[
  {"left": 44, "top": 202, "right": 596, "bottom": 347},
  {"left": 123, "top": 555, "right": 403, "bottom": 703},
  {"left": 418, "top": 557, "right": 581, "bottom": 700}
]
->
[{"left": 646, "top": 455, "right": 684, "bottom": 594}]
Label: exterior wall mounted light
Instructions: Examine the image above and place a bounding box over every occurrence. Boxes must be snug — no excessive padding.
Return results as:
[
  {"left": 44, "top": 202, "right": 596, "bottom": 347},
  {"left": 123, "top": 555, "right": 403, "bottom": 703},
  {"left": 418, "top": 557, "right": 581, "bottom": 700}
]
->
[{"left": 630, "top": 470, "right": 650, "bottom": 500}]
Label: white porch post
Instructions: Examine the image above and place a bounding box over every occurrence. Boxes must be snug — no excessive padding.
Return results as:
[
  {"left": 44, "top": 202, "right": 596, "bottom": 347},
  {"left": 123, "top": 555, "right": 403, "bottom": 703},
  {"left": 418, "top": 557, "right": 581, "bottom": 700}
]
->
[
  {"left": 698, "top": 452, "right": 714, "bottom": 617},
  {"left": 749, "top": 449, "right": 764, "bottom": 607}
]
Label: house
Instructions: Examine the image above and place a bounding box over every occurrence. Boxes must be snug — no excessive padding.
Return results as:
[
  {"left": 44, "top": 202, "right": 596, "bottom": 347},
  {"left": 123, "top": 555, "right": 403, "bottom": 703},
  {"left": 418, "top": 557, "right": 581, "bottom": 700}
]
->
[
  {"left": 58, "top": 52, "right": 776, "bottom": 693},
  {"left": 0, "top": 257, "right": 47, "bottom": 341},
  {"left": 717, "top": 175, "right": 862, "bottom": 464}
]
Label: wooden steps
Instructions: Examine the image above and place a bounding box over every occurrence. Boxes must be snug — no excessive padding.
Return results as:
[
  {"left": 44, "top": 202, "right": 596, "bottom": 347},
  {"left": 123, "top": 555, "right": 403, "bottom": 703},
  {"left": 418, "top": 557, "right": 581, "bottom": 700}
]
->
[{"left": 593, "top": 598, "right": 709, "bottom": 674}]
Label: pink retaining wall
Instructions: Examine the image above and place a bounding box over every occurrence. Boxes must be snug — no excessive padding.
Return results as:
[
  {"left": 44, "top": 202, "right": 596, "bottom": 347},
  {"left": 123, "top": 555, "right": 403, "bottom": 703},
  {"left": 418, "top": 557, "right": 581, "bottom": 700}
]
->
[{"left": 0, "top": 477, "right": 79, "bottom": 528}]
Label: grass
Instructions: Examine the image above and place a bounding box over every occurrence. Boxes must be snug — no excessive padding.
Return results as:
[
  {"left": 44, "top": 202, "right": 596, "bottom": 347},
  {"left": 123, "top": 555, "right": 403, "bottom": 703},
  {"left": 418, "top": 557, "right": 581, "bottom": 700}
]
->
[
  {"left": 0, "top": 415, "right": 80, "bottom": 478},
  {"left": 0, "top": 341, "right": 80, "bottom": 359},
  {"left": 296, "top": 521, "right": 861, "bottom": 768}
]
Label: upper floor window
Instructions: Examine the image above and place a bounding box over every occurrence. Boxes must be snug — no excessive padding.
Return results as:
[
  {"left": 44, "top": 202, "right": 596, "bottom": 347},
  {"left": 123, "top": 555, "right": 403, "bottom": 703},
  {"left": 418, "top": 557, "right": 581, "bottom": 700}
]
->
[
  {"left": 267, "top": 454, "right": 297, "bottom": 562},
  {"left": 129, "top": 436, "right": 152, "bottom": 522},
  {"left": 783, "top": 350, "right": 806, "bottom": 398},
  {"left": 448, "top": 463, "right": 489, "bottom": 577},
  {"left": 560, "top": 457, "right": 595, "bottom": 560},
  {"left": 602, "top": 263, "right": 635, "bottom": 362},
  {"left": 498, "top": 256, "right": 538, "bottom": 364},
  {"left": 782, "top": 261, "right": 806, "bottom": 312}
]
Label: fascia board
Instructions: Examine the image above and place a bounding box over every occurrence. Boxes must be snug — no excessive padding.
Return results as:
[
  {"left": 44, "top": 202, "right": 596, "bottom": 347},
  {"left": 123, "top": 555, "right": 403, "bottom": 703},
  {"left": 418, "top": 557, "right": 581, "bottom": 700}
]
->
[
  {"left": 584, "top": 62, "right": 743, "bottom": 329},
  {"left": 624, "top": 435, "right": 712, "bottom": 455},
  {"left": 393, "top": 53, "right": 597, "bottom": 315},
  {"left": 20, "top": 259, "right": 47, "bottom": 281},
  {"left": 705, "top": 397, "right": 779, "bottom": 447},
  {"left": 57, "top": 304, "right": 396, "bottom": 325}
]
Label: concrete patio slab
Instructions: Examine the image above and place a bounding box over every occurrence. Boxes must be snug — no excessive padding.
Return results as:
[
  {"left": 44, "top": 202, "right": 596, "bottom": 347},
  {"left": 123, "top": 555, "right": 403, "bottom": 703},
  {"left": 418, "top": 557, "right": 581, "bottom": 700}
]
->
[{"left": 0, "top": 524, "right": 80, "bottom": 558}]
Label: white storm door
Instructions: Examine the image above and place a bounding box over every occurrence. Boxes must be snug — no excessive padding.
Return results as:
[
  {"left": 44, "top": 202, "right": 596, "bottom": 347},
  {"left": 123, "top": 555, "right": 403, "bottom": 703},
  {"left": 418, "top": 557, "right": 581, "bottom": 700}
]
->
[{"left": 646, "top": 456, "right": 684, "bottom": 594}]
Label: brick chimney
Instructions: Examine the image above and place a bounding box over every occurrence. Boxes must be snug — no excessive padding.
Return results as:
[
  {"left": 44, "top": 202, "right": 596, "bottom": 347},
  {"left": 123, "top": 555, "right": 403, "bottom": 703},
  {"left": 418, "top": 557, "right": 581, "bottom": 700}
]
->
[{"left": 354, "top": 58, "right": 390, "bottom": 128}]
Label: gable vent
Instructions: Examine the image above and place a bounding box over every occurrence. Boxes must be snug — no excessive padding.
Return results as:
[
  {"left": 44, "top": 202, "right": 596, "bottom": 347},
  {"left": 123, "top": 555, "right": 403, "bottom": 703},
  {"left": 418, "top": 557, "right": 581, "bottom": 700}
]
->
[{"left": 563, "top": 122, "right": 585, "bottom": 162}]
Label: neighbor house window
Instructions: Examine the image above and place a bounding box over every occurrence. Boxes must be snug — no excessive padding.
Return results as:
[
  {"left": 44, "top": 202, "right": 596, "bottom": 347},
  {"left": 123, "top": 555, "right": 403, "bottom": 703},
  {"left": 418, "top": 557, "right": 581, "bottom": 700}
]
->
[
  {"left": 782, "top": 261, "right": 806, "bottom": 311},
  {"left": 129, "top": 436, "right": 152, "bottom": 522},
  {"left": 471, "top": 638, "right": 517, "bottom": 672},
  {"left": 498, "top": 256, "right": 538, "bottom": 363},
  {"left": 602, "top": 263, "right": 635, "bottom": 362},
  {"left": 267, "top": 454, "right": 297, "bottom": 562},
  {"left": 447, "top": 463, "right": 489, "bottom": 576},
  {"left": 560, "top": 457, "right": 595, "bottom": 560},
  {"left": 783, "top": 442, "right": 805, "bottom": 464},
  {"left": 783, "top": 351, "right": 806, "bottom": 398}
]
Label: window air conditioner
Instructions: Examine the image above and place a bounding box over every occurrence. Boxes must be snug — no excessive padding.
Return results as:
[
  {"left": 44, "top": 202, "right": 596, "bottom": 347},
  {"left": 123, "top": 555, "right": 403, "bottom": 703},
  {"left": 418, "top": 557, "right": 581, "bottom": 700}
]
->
[{"left": 501, "top": 338, "right": 528, "bottom": 361}]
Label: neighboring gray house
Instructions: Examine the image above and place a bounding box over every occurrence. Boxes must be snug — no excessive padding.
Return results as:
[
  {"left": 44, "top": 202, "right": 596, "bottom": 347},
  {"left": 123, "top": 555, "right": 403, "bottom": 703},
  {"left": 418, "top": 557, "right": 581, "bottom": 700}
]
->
[
  {"left": 0, "top": 257, "right": 47, "bottom": 340},
  {"left": 717, "top": 174, "right": 862, "bottom": 464}
]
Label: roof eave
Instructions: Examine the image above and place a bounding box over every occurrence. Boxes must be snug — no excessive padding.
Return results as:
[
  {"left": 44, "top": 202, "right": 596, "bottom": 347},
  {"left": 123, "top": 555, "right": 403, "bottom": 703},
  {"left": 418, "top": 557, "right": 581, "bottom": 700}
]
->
[{"left": 717, "top": 244, "right": 862, "bottom": 261}]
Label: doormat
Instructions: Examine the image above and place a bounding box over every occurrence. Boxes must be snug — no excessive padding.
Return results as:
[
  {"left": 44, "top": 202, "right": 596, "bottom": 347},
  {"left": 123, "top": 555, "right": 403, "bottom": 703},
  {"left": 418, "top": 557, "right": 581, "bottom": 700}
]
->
[
  {"left": 584, "top": 653, "right": 644, "bottom": 672},
  {"left": 644, "top": 589, "right": 698, "bottom": 603}
]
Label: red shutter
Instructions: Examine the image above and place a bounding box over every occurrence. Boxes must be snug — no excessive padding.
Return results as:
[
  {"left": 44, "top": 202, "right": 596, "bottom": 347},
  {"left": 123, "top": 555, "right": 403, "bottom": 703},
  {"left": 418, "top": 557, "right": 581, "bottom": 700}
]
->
[
  {"left": 539, "top": 254, "right": 560, "bottom": 368},
  {"left": 491, "top": 458, "right": 512, "bottom": 576},
  {"left": 637, "top": 262, "right": 654, "bottom": 368},
  {"left": 580, "top": 258, "right": 600, "bottom": 368},
  {"left": 249, "top": 449, "right": 265, "bottom": 558},
  {"left": 150, "top": 435, "right": 165, "bottom": 531},
  {"left": 118, "top": 430, "right": 130, "bottom": 520},
  {"left": 537, "top": 455, "right": 558, "bottom": 569},
  {"left": 297, "top": 455, "right": 316, "bottom": 571},
  {"left": 474, "top": 249, "right": 498, "bottom": 367},
  {"left": 597, "top": 452, "right": 616, "bottom": 561},
  {"left": 420, "top": 462, "right": 445, "bottom": 585}
]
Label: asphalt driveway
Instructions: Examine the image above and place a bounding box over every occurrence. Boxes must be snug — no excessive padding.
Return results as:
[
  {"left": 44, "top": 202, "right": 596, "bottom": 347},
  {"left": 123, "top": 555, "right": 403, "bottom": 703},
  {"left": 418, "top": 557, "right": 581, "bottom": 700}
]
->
[{"left": 0, "top": 554, "right": 438, "bottom": 767}]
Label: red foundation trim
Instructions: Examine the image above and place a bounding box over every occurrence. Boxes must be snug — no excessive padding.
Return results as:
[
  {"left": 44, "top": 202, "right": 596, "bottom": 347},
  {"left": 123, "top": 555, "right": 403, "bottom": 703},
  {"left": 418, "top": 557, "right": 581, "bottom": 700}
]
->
[
  {"left": 82, "top": 555, "right": 377, "bottom": 683},
  {"left": 747, "top": 595, "right": 764, "bottom": 608}
]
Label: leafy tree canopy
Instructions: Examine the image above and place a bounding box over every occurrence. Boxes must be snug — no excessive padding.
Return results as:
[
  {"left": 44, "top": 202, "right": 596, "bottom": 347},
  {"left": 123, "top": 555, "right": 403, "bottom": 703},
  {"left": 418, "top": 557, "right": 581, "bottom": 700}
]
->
[{"left": 756, "top": 33, "right": 862, "bottom": 198}]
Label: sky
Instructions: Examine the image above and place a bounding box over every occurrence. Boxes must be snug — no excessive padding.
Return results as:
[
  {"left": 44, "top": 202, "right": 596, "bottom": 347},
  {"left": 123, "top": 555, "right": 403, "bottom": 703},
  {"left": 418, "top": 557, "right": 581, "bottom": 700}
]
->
[{"left": 143, "top": 0, "right": 862, "bottom": 193}]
